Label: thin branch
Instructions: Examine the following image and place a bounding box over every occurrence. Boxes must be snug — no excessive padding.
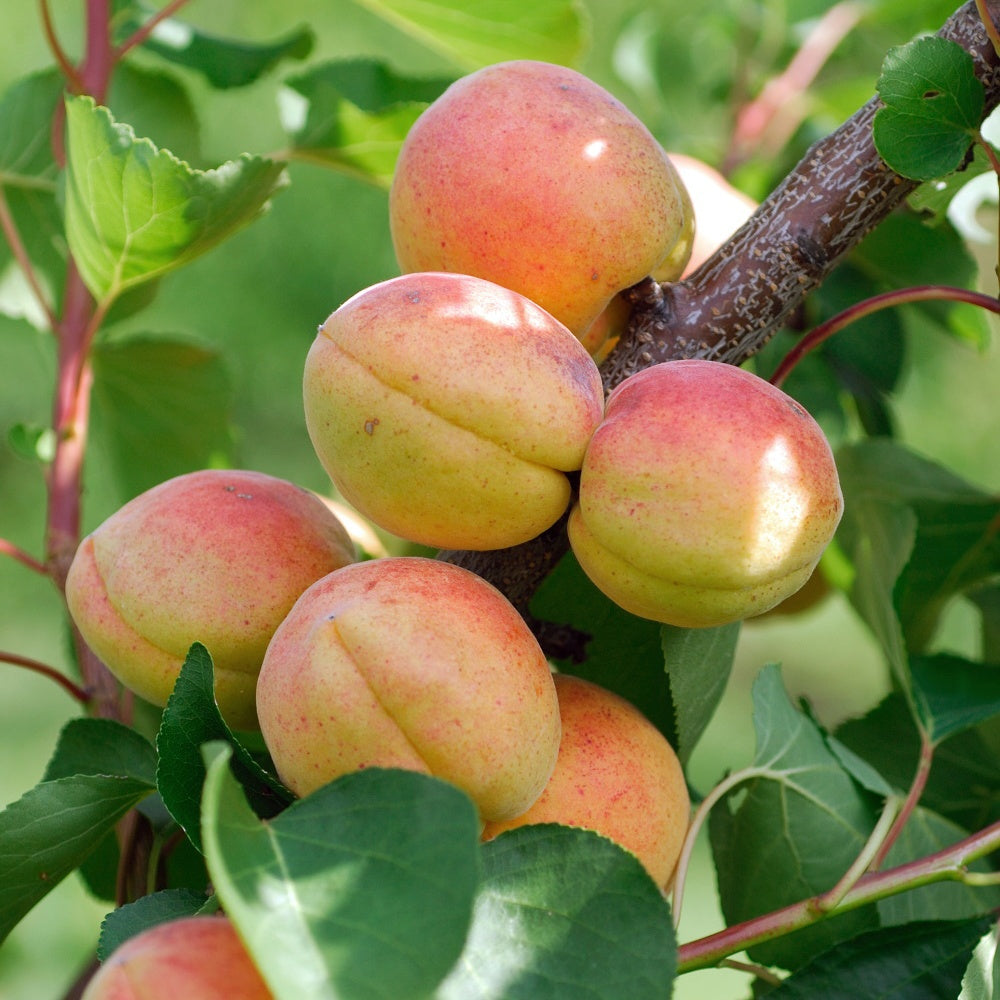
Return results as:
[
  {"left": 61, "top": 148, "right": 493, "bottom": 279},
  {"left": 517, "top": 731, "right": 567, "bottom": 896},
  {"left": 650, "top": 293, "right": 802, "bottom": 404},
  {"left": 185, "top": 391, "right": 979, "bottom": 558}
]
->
[
  {"left": 115, "top": 0, "right": 195, "bottom": 60},
  {"left": 769, "top": 285, "right": 1000, "bottom": 387},
  {"left": 38, "top": 0, "right": 85, "bottom": 92},
  {"left": 0, "top": 538, "right": 48, "bottom": 575},
  {"left": 0, "top": 649, "right": 90, "bottom": 703},
  {"left": 677, "top": 817, "right": 1000, "bottom": 973},
  {"left": 0, "top": 184, "right": 59, "bottom": 331},
  {"left": 720, "top": 959, "right": 784, "bottom": 987}
]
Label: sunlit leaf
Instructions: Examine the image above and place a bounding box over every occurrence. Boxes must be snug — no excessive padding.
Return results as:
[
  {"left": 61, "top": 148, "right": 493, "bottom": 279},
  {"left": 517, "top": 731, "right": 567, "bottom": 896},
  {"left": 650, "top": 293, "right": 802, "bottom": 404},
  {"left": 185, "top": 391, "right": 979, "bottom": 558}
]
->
[
  {"left": 350, "top": 0, "right": 590, "bottom": 70},
  {"left": 282, "top": 60, "right": 454, "bottom": 187},
  {"left": 64, "top": 96, "right": 287, "bottom": 305},
  {"left": 874, "top": 36, "right": 983, "bottom": 180},
  {"left": 438, "top": 824, "right": 675, "bottom": 999},
  {"left": 202, "top": 745, "right": 480, "bottom": 1000}
]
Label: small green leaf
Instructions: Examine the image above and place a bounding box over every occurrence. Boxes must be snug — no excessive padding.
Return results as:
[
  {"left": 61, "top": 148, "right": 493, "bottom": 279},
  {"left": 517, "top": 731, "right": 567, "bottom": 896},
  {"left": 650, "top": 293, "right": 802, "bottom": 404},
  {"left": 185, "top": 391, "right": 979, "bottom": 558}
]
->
[
  {"left": 43, "top": 717, "right": 157, "bottom": 784},
  {"left": 283, "top": 59, "right": 454, "bottom": 187},
  {"left": 709, "top": 665, "right": 878, "bottom": 969},
  {"left": 117, "top": 11, "right": 314, "bottom": 89},
  {"left": 768, "top": 917, "right": 994, "bottom": 998},
  {"left": 910, "top": 654, "right": 1000, "bottom": 744},
  {"left": 156, "top": 644, "right": 293, "bottom": 854},
  {"left": 908, "top": 144, "right": 993, "bottom": 224},
  {"left": 531, "top": 551, "right": 676, "bottom": 745},
  {"left": 437, "top": 824, "right": 675, "bottom": 1000},
  {"left": 201, "top": 746, "right": 480, "bottom": 1000},
  {"left": 64, "top": 95, "right": 287, "bottom": 305},
  {"left": 97, "top": 888, "right": 212, "bottom": 961},
  {"left": 0, "top": 773, "right": 154, "bottom": 942},
  {"left": 350, "top": 0, "right": 590, "bottom": 70},
  {"left": 874, "top": 36, "right": 983, "bottom": 180},
  {"left": 90, "top": 334, "right": 237, "bottom": 500},
  {"left": 661, "top": 621, "right": 740, "bottom": 766},
  {"left": 960, "top": 925, "right": 1000, "bottom": 1000},
  {"left": 6, "top": 423, "right": 56, "bottom": 463}
]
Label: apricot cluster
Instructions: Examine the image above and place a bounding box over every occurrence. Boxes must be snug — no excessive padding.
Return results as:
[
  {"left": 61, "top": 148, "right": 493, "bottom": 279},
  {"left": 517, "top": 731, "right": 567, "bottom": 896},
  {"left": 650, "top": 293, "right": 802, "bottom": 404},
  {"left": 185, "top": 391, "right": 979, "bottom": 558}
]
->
[{"left": 72, "top": 58, "right": 847, "bottom": 991}]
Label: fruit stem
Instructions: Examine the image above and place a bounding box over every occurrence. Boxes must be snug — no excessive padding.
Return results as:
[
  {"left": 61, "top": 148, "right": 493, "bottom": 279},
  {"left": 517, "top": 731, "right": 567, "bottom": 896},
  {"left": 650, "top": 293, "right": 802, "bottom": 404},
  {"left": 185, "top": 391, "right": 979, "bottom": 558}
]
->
[{"left": 769, "top": 285, "right": 1000, "bottom": 388}]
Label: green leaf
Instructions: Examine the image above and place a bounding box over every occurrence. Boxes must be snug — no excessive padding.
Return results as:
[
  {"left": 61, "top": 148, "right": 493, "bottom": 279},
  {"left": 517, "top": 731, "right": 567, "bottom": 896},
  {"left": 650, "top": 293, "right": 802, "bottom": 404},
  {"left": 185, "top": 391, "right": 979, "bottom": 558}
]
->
[
  {"left": 908, "top": 144, "right": 993, "bottom": 224},
  {"left": 283, "top": 59, "right": 454, "bottom": 187},
  {"left": 97, "top": 888, "right": 212, "bottom": 961},
  {"left": 709, "top": 665, "right": 878, "bottom": 969},
  {"left": 0, "top": 69, "right": 63, "bottom": 182},
  {"left": 961, "top": 925, "right": 1000, "bottom": 1000},
  {"left": 6, "top": 423, "right": 56, "bottom": 463},
  {"left": 877, "top": 807, "right": 1000, "bottom": 926},
  {"left": 201, "top": 745, "right": 480, "bottom": 1000},
  {"left": 63, "top": 95, "right": 287, "bottom": 306},
  {"left": 350, "top": 0, "right": 590, "bottom": 70},
  {"left": 835, "top": 441, "right": 918, "bottom": 684},
  {"left": 531, "top": 551, "right": 676, "bottom": 745},
  {"left": 90, "top": 334, "right": 237, "bottom": 500},
  {"left": 437, "top": 824, "right": 675, "bottom": 1000},
  {"left": 874, "top": 36, "right": 983, "bottom": 181},
  {"left": 117, "top": 11, "right": 314, "bottom": 89},
  {"left": 661, "top": 622, "right": 740, "bottom": 767},
  {"left": 911, "top": 654, "right": 1000, "bottom": 744},
  {"left": 971, "top": 585, "right": 1000, "bottom": 664},
  {"left": 836, "top": 693, "right": 1000, "bottom": 834},
  {"left": 42, "top": 717, "right": 157, "bottom": 784},
  {"left": 0, "top": 773, "right": 154, "bottom": 942},
  {"left": 767, "top": 917, "right": 994, "bottom": 998},
  {"left": 0, "top": 70, "right": 67, "bottom": 324},
  {"left": 156, "top": 644, "right": 293, "bottom": 854}
]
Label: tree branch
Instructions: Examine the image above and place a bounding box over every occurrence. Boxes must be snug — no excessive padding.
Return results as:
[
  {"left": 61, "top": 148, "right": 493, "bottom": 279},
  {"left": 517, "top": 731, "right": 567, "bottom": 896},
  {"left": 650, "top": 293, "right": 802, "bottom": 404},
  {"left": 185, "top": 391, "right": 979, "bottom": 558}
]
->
[{"left": 442, "top": 0, "right": 1000, "bottom": 639}]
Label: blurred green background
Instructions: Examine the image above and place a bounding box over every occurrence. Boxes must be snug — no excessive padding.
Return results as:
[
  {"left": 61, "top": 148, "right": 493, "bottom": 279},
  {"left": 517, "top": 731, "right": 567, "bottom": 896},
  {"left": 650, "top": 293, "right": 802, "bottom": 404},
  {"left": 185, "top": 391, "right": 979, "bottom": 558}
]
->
[{"left": 2, "top": 1, "right": 999, "bottom": 997}]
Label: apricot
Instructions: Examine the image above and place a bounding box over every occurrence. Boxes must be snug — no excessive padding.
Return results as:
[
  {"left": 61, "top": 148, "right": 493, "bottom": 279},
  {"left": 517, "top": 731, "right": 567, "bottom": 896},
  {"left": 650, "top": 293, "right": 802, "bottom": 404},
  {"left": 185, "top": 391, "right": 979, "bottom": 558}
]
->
[
  {"left": 303, "top": 271, "right": 604, "bottom": 551},
  {"left": 665, "top": 153, "right": 757, "bottom": 278},
  {"left": 81, "top": 916, "right": 271, "bottom": 999},
  {"left": 255, "top": 556, "right": 561, "bottom": 822},
  {"left": 389, "top": 60, "right": 692, "bottom": 339},
  {"left": 65, "top": 469, "right": 355, "bottom": 730},
  {"left": 568, "top": 360, "right": 844, "bottom": 627},
  {"left": 482, "top": 674, "right": 690, "bottom": 889}
]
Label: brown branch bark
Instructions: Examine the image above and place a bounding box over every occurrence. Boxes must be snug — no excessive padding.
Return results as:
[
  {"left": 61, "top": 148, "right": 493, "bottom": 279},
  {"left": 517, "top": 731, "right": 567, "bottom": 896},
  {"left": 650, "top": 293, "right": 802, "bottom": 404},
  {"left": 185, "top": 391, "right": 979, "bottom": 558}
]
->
[{"left": 442, "top": 0, "right": 1000, "bottom": 643}]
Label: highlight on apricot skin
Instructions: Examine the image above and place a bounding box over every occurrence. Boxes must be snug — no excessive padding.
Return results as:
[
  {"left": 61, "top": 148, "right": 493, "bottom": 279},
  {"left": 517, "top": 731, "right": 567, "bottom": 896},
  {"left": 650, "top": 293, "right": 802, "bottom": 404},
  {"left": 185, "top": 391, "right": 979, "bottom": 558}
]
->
[
  {"left": 482, "top": 673, "right": 691, "bottom": 889},
  {"left": 568, "top": 359, "right": 844, "bottom": 628},
  {"left": 389, "top": 60, "right": 692, "bottom": 340},
  {"left": 256, "top": 556, "right": 562, "bottom": 823},
  {"left": 81, "top": 916, "right": 272, "bottom": 999},
  {"left": 65, "top": 469, "right": 356, "bottom": 731},
  {"left": 303, "top": 271, "right": 605, "bottom": 551}
]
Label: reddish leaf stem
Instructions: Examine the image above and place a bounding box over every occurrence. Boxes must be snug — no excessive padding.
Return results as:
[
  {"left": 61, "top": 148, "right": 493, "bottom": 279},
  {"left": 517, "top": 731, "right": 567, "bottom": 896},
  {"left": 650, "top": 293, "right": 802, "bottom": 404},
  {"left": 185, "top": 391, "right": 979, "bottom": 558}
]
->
[
  {"left": 115, "top": 0, "right": 196, "bottom": 60},
  {"left": 0, "top": 184, "right": 58, "bottom": 330},
  {"left": 769, "top": 285, "right": 1000, "bottom": 388},
  {"left": 870, "top": 729, "right": 936, "bottom": 871},
  {"left": 677, "top": 817, "right": 1000, "bottom": 973},
  {"left": 38, "top": 0, "right": 85, "bottom": 93},
  {"left": 0, "top": 538, "right": 48, "bottom": 575},
  {"left": 0, "top": 649, "right": 91, "bottom": 703}
]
